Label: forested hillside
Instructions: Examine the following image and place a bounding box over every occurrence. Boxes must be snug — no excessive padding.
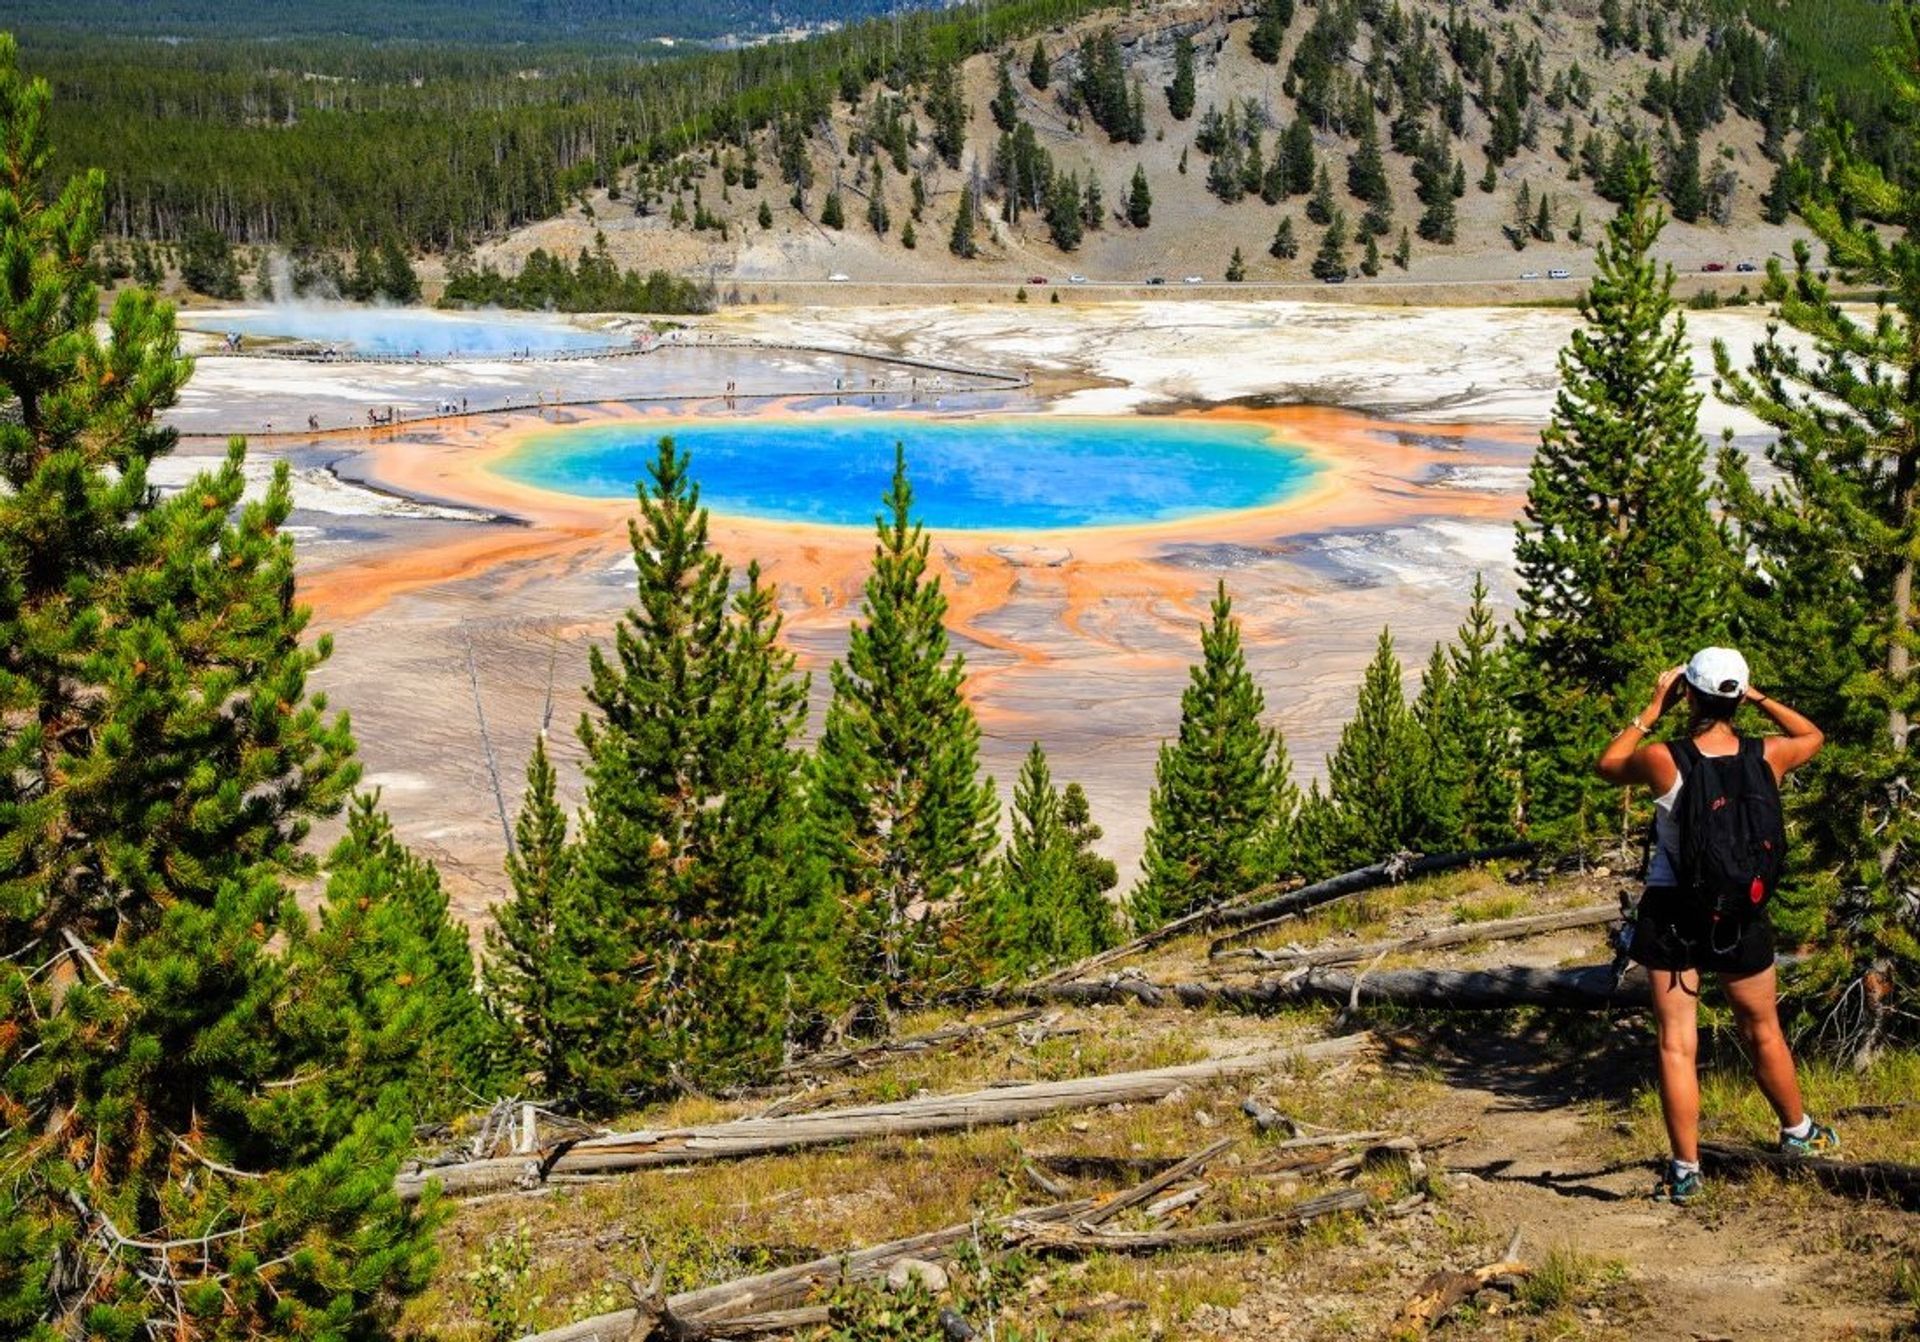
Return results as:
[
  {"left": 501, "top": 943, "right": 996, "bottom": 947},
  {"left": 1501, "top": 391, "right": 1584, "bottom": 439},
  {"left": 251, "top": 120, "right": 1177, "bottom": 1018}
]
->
[
  {"left": 6, "top": 0, "right": 941, "bottom": 44},
  {"left": 29, "top": 0, "right": 1908, "bottom": 296}
]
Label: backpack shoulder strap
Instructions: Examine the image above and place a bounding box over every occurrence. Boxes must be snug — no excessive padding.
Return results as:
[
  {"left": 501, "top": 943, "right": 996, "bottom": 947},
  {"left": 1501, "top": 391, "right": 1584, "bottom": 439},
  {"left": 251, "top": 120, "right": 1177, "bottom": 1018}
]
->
[{"left": 1669, "top": 736, "right": 1699, "bottom": 780}]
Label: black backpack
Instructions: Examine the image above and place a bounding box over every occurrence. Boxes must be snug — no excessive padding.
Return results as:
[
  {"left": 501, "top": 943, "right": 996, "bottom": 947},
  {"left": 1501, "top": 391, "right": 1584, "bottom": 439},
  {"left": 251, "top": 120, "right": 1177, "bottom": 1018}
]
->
[{"left": 1670, "top": 736, "right": 1787, "bottom": 924}]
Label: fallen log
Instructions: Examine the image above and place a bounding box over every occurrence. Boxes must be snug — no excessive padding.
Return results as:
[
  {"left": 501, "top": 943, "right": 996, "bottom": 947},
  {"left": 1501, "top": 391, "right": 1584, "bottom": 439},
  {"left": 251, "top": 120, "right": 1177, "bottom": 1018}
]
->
[
  {"left": 1698, "top": 1142, "right": 1920, "bottom": 1210},
  {"left": 779, "top": 1010, "right": 1045, "bottom": 1077},
  {"left": 400, "top": 1033, "right": 1373, "bottom": 1200},
  {"left": 1207, "top": 843, "right": 1539, "bottom": 955},
  {"left": 1018, "top": 963, "right": 1650, "bottom": 1013},
  {"left": 514, "top": 1196, "right": 1099, "bottom": 1342},
  {"left": 1005, "top": 1187, "right": 1370, "bottom": 1255},
  {"left": 1215, "top": 904, "right": 1617, "bottom": 970}
]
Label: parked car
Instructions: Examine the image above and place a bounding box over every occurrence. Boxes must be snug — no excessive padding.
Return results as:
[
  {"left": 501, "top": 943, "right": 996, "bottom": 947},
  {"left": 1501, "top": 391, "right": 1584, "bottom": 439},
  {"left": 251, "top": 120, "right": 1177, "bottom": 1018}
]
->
[
  {"left": 1183, "top": 275, "right": 1205, "bottom": 284},
  {"left": 1026, "top": 275, "right": 1049, "bottom": 285},
  {"left": 828, "top": 272, "right": 850, "bottom": 282},
  {"left": 1520, "top": 270, "right": 1541, "bottom": 280},
  {"left": 1547, "top": 268, "right": 1572, "bottom": 280},
  {"left": 1146, "top": 276, "right": 1166, "bottom": 285},
  {"left": 1702, "top": 262, "right": 1727, "bottom": 272},
  {"left": 1323, "top": 272, "right": 1347, "bottom": 284},
  {"left": 1068, "top": 274, "right": 1088, "bottom": 284},
  {"left": 1736, "top": 261, "right": 1758, "bottom": 273}
]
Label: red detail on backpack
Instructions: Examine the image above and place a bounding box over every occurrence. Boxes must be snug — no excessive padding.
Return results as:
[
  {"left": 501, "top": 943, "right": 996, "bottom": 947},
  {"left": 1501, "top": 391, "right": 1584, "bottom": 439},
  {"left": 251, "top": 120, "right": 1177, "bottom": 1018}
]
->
[
  {"left": 1750, "top": 877, "right": 1765, "bottom": 905},
  {"left": 1712, "top": 797, "right": 1729, "bottom": 811}
]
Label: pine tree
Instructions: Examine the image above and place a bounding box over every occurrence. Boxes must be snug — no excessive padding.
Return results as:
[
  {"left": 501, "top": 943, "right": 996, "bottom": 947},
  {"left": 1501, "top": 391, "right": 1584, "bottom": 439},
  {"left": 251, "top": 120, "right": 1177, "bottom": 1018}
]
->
[
  {"left": 758, "top": 198, "right": 774, "bottom": 228},
  {"left": 1127, "top": 163, "right": 1152, "bottom": 227},
  {"left": 0, "top": 40, "right": 435, "bottom": 1336},
  {"left": 822, "top": 188, "right": 846, "bottom": 230},
  {"left": 1132, "top": 584, "right": 1296, "bottom": 929},
  {"left": 1082, "top": 174, "right": 1104, "bottom": 230},
  {"left": 1168, "top": 33, "right": 1197, "bottom": 120},
  {"left": 1060, "top": 783, "right": 1120, "bottom": 947},
  {"left": 978, "top": 744, "right": 1118, "bottom": 976},
  {"left": 1411, "top": 643, "right": 1465, "bottom": 853},
  {"left": 949, "top": 187, "right": 979, "bottom": 257},
  {"left": 1306, "top": 164, "right": 1336, "bottom": 225},
  {"left": 1509, "top": 149, "right": 1726, "bottom": 844},
  {"left": 283, "top": 798, "right": 501, "bottom": 1145},
  {"left": 1318, "top": 629, "right": 1428, "bottom": 869},
  {"left": 866, "top": 160, "right": 889, "bottom": 235},
  {"left": 991, "top": 57, "right": 1020, "bottom": 134},
  {"left": 1227, "top": 246, "right": 1247, "bottom": 281},
  {"left": 1665, "top": 129, "right": 1705, "bottom": 223},
  {"left": 483, "top": 735, "right": 589, "bottom": 1094},
  {"left": 1393, "top": 226, "right": 1412, "bottom": 270},
  {"left": 1712, "top": 7, "right": 1920, "bottom": 1056},
  {"left": 1311, "top": 208, "right": 1350, "bottom": 280},
  {"left": 1029, "top": 39, "right": 1052, "bottom": 90},
  {"left": 1443, "top": 575, "right": 1519, "bottom": 846},
  {"left": 1361, "top": 234, "right": 1381, "bottom": 277},
  {"left": 570, "top": 439, "right": 813, "bottom": 1098},
  {"left": 1270, "top": 214, "right": 1299, "bottom": 259},
  {"left": 927, "top": 63, "right": 966, "bottom": 168},
  {"left": 812, "top": 448, "right": 999, "bottom": 1006},
  {"left": 1251, "top": 0, "right": 1294, "bottom": 64},
  {"left": 1347, "top": 113, "right": 1390, "bottom": 208}
]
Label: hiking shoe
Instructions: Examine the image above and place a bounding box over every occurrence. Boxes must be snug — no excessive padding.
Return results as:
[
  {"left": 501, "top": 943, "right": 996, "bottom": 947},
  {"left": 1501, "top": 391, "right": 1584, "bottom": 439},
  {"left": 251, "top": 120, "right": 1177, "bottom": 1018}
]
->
[
  {"left": 1779, "top": 1119, "right": 1839, "bottom": 1157},
  {"left": 1652, "top": 1164, "right": 1703, "bottom": 1205}
]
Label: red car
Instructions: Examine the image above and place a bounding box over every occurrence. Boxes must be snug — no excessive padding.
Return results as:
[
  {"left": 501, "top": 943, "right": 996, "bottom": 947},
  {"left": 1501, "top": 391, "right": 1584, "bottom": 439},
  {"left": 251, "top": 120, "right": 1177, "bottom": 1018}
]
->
[
  {"left": 1026, "top": 275, "right": 1049, "bottom": 285},
  {"left": 1702, "top": 262, "right": 1727, "bottom": 272}
]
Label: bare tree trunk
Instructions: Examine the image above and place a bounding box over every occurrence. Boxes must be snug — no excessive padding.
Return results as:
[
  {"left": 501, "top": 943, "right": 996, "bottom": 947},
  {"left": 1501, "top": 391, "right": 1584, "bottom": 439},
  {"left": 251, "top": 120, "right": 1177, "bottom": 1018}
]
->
[{"left": 399, "top": 1033, "right": 1372, "bottom": 1200}]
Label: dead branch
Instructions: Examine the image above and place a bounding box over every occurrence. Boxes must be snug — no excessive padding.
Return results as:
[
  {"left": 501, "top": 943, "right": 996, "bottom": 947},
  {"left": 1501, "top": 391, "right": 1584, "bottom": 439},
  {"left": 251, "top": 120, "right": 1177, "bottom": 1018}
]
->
[
  {"left": 516, "top": 1139, "right": 1256, "bottom": 1341},
  {"left": 1004, "top": 1187, "right": 1370, "bottom": 1255},
  {"left": 1215, "top": 904, "right": 1618, "bottom": 970},
  {"left": 401, "top": 1033, "right": 1373, "bottom": 1200},
  {"left": 1392, "top": 1229, "right": 1527, "bottom": 1338},
  {"left": 778, "top": 1010, "right": 1045, "bottom": 1077},
  {"left": 1076, "top": 1137, "right": 1234, "bottom": 1227},
  {"left": 1024, "top": 880, "right": 1293, "bottom": 986},
  {"left": 1030, "top": 1152, "right": 1184, "bottom": 1181},
  {"left": 1207, "top": 844, "right": 1539, "bottom": 955}
]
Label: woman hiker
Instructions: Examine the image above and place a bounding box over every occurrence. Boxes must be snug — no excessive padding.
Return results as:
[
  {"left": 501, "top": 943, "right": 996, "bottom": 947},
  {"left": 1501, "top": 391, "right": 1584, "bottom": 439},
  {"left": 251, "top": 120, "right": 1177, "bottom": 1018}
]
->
[{"left": 1595, "top": 647, "right": 1836, "bottom": 1203}]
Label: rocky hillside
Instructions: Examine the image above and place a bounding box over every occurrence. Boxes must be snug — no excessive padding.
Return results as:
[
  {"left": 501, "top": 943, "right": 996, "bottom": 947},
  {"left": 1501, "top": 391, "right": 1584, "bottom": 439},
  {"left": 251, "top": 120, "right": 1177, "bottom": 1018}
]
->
[{"left": 468, "top": 0, "right": 1806, "bottom": 293}]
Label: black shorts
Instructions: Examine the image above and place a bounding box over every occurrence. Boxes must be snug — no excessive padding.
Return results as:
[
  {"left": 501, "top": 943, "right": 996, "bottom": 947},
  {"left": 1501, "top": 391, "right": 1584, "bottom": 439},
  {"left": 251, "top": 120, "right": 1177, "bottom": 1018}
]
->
[{"left": 1629, "top": 886, "right": 1775, "bottom": 977}]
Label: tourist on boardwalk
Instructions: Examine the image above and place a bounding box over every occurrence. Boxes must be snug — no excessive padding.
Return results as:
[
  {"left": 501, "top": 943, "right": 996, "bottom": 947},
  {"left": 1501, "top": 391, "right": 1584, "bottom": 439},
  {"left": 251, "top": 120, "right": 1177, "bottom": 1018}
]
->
[{"left": 1596, "top": 648, "right": 1835, "bottom": 1204}]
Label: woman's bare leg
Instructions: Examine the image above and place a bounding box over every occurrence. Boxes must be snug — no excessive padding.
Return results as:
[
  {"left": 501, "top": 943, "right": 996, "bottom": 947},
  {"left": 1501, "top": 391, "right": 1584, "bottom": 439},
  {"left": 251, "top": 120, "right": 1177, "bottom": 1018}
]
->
[
  {"left": 1722, "top": 965, "right": 1806, "bottom": 1128},
  {"left": 1650, "top": 968, "right": 1703, "bottom": 1162}
]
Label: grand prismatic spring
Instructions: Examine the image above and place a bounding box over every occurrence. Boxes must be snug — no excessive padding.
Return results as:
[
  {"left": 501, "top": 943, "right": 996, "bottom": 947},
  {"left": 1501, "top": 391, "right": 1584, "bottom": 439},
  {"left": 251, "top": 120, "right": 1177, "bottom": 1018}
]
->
[{"left": 493, "top": 415, "right": 1323, "bottom": 530}]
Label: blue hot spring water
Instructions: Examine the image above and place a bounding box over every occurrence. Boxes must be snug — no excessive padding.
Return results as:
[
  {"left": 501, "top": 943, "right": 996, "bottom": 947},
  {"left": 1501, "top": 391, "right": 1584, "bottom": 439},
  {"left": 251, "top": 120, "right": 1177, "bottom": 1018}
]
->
[
  {"left": 196, "top": 306, "right": 609, "bottom": 357},
  {"left": 494, "top": 416, "right": 1322, "bottom": 530}
]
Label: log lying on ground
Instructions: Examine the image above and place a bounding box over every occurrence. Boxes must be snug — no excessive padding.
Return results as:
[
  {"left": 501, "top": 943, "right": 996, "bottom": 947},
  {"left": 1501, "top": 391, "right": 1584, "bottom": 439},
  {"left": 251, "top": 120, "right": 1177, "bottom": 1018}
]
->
[
  {"left": 1208, "top": 843, "right": 1539, "bottom": 955},
  {"left": 399, "top": 1033, "right": 1373, "bottom": 1200},
  {"left": 1018, "top": 963, "right": 1649, "bottom": 1013},
  {"left": 1026, "top": 843, "right": 1534, "bottom": 988},
  {"left": 1699, "top": 1142, "right": 1920, "bottom": 1210},
  {"left": 1214, "top": 904, "right": 1618, "bottom": 970},
  {"left": 779, "top": 1009, "right": 1045, "bottom": 1077},
  {"left": 515, "top": 1195, "right": 1100, "bottom": 1342},
  {"left": 1005, "top": 1187, "right": 1370, "bottom": 1255}
]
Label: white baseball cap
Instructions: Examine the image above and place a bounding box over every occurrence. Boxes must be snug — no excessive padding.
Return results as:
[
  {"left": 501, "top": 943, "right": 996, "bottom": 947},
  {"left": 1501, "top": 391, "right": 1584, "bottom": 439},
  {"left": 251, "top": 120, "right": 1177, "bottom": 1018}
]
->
[{"left": 1684, "top": 646, "right": 1749, "bottom": 700}]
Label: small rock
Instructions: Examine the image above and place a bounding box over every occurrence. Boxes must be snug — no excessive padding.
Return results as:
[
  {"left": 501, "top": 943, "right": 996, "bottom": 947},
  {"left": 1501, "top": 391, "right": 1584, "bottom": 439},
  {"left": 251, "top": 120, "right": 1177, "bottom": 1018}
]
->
[
  {"left": 1071, "top": 1120, "right": 1091, "bottom": 1133},
  {"left": 938, "top": 1308, "right": 977, "bottom": 1341},
  {"left": 1158, "top": 1085, "right": 1189, "bottom": 1106},
  {"left": 1195, "top": 1110, "right": 1215, "bottom": 1128},
  {"left": 887, "top": 1258, "right": 949, "bottom": 1294}
]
